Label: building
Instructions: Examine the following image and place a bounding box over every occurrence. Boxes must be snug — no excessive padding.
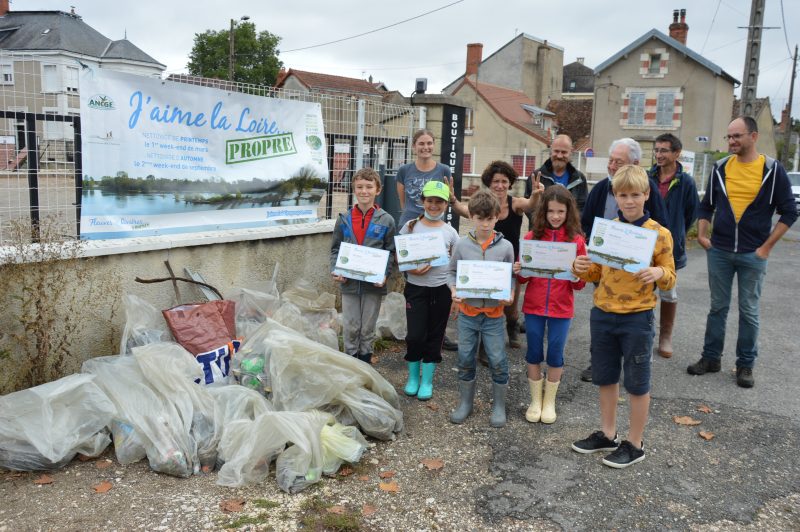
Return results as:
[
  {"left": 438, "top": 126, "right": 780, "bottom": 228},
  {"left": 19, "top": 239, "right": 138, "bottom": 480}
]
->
[
  {"left": 732, "top": 97, "right": 777, "bottom": 158},
  {"left": 591, "top": 9, "right": 738, "bottom": 166},
  {"left": 0, "top": 3, "right": 164, "bottom": 166},
  {"left": 562, "top": 58, "right": 594, "bottom": 99}
]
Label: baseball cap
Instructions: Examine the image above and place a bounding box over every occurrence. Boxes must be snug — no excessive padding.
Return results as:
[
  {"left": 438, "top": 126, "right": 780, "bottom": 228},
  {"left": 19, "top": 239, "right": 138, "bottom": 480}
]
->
[{"left": 421, "top": 180, "right": 450, "bottom": 201}]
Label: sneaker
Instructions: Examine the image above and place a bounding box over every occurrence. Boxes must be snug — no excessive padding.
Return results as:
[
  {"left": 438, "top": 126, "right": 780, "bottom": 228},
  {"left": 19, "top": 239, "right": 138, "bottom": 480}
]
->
[
  {"left": 602, "top": 440, "right": 645, "bottom": 468},
  {"left": 687, "top": 357, "right": 721, "bottom": 375},
  {"left": 580, "top": 364, "right": 593, "bottom": 383},
  {"left": 736, "top": 367, "right": 754, "bottom": 388},
  {"left": 571, "top": 430, "right": 620, "bottom": 454},
  {"left": 442, "top": 335, "right": 458, "bottom": 352}
]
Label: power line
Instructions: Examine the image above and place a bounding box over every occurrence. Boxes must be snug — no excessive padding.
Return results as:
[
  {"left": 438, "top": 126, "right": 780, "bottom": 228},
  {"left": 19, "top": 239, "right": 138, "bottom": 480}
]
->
[
  {"left": 282, "top": 0, "right": 465, "bottom": 53},
  {"left": 700, "top": 0, "right": 723, "bottom": 54},
  {"left": 779, "top": 0, "right": 793, "bottom": 57}
]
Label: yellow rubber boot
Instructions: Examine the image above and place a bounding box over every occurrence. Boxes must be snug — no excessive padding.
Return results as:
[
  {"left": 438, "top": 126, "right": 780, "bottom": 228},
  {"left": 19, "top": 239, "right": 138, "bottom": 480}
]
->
[
  {"left": 525, "top": 378, "right": 544, "bottom": 423},
  {"left": 540, "top": 379, "right": 560, "bottom": 424}
]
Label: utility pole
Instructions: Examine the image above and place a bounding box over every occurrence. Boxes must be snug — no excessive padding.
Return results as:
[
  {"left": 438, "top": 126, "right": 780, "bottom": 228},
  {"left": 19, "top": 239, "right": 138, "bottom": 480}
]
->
[
  {"left": 740, "top": 0, "right": 768, "bottom": 117},
  {"left": 228, "top": 18, "right": 235, "bottom": 81},
  {"left": 781, "top": 45, "right": 798, "bottom": 164}
]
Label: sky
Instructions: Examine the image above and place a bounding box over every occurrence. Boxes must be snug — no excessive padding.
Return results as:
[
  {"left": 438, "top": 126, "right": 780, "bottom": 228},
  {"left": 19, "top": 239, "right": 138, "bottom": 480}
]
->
[{"left": 28, "top": 0, "right": 800, "bottom": 118}]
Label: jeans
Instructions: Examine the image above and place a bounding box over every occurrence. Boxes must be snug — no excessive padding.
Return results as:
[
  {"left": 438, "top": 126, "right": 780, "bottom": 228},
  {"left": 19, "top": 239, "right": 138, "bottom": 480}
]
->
[
  {"left": 524, "top": 314, "right": 572, "bottom": 368},
  {"left": 457, "top": 312, "right": 508, "bottom": 384},
  {"left": 702, "top": 247, "right": 767, "bottom": 368}
]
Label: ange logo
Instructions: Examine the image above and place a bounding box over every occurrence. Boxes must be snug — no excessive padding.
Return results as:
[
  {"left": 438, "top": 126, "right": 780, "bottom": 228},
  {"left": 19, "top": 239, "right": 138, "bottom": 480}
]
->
[{"left": 87, "top": 94, "right": 115, "bottom": 110}]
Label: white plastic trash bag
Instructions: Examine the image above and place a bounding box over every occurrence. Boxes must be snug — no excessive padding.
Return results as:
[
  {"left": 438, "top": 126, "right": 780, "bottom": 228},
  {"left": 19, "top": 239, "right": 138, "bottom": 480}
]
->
[
  {"left": 0, "top": 374, "right": 115, "bottom": 471},
  {"left": 119, "top": 294, "right": 172, "bottom": 354},
  {"left": 224, "top": 286, "right": 281, "bottom": 341},
  {"left": 375, "top": 291, "right": 407, "bottom": 340}
]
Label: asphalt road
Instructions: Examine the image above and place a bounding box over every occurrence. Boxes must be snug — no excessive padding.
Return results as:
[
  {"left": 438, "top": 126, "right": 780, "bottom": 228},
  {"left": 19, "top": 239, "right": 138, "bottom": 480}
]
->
[{"left": 447, "top": 219, "right": 800, "bottom": 529}]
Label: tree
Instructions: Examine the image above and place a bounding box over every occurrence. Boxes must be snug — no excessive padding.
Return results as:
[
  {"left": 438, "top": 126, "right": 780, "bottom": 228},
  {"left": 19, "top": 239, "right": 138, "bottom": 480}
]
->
[{"left": 187, "top": 22, "right": 282, "bottom": 86}]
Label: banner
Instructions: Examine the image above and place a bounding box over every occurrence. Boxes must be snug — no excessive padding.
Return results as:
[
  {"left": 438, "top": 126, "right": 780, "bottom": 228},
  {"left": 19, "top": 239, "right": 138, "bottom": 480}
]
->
[
  {"left": 79, "top": 69, "right": 328, "bottom": 239},
  {"left": 441, "top": 104, "right": 465, "bottom": 231}
]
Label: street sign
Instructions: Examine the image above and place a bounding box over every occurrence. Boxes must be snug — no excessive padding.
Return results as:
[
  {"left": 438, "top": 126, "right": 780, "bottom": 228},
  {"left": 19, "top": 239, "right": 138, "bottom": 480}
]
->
[
  {"left": 585, "top": 148, "right": 594, "bottom": 157},
  {"left": 696, "top": 136, "right": 709, "bottom": 143}
]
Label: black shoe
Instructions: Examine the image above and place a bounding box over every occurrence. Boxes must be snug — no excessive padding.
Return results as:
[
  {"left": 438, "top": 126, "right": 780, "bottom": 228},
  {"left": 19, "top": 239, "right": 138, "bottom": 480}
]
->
[
  {"left": 357, "top": 353, "right": 373, "bottom": 365},
  {"left": 736, "top": 367, "right": 754, "bottom": 388},
  {"left": 571, "top": 430, "right": 620, "bottom": 454},
  {"left": 518, "top": 319, "right": 526, "bottom": 334},
  {"left": 442, "top": 335, "right": 458, "bottom": 352},
  {"left": 602, "top": 440, "right": 645, "bottom": 468},
  {"left": 580, "top": 364, "right": 592, "bottom": 382},
  {"left": 687, "top": 357, "right": 721, "bottom": 375}
]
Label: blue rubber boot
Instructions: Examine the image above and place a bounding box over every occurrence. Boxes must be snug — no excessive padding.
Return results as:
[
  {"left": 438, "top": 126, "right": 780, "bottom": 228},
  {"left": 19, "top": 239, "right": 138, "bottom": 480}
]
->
[
  {"left": 417, "top": 362, "right": 436, "bottom": 401},
  {"left": 404, "top": 361, "right": 421, "bottom": 396}
]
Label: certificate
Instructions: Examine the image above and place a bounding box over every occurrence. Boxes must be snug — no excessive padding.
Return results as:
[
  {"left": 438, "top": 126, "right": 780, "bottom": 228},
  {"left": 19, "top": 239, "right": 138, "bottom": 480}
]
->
[
  {"left": 587, "top": 217, "right": 657, "bottom": 272},
  {"left": 394, "top": 232, "right": 448, "bottom": 272},
  {"left": 333, "top": 242, "right": 390, "bottom": 283},
  {"left": 455, "top": 260, "right": 512, "bottom": 300},
  {"left": 518, "top": 240, "right": 578, "bottom": 280}
]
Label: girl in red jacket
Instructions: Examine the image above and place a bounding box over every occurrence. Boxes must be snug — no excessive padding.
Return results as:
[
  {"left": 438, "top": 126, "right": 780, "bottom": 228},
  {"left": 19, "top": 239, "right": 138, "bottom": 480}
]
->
[{"left": 515, "top": 186, "right": 586, "bottom": 424}]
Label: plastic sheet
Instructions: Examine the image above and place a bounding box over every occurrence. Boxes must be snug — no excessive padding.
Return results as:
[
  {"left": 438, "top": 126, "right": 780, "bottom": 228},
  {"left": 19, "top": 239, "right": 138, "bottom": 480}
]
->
[
  {"left": 119, "top": 294, "right": 172, "bottom": 354},
  {"left": 280, "top": 279, "right": 341, "bottom": 350},
  {"left": 224, "top": 286, "right": 280, "bottom": 340},
  {"left": 0, "top": 374, "right": 115, "bottom": 471},
  {"left": 375, "top": 291, "right": 407, "bottom": 340},
  {"left": 320, "top": 423, "right": 368, "bottom": 475}
]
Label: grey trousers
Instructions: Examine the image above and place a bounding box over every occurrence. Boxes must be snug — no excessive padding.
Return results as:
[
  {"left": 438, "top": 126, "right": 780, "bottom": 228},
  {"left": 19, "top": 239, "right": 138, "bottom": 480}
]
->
[{"left": 341, "top": 292, "right": 383, "bottom": 356}]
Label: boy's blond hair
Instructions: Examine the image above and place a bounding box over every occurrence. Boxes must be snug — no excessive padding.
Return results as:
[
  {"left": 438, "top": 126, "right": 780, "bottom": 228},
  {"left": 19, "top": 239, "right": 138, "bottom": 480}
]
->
[
  {"left": 352, "top": 168, "right": 382, "bottom": 193},
  {"left": 612, "top": 165, "right": 650, "bottom": 194},
  {"left": 468, "top": 189, "right": 501, "bottom": 217}
]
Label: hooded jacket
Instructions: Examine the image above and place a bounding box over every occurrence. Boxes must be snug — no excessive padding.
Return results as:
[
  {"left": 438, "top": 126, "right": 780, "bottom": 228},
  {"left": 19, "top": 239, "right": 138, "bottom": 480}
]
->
[
  {"left": 330, "top": 206, "right": 396, "bottom": 295},
  {"left": 698, "top": 155, "right": 797, "bottom": 253},
  {"left": 526, "top": 159, "right": 588, "bottom": 211},
  {"left": 647, "top": 161, "right": 699, "bottom": 269},
  {"left": 447, "top": 231, "right": 515, "bottom": 310},
  {"left": 517, "top": 226, "right": 586, "bottom": 318}
]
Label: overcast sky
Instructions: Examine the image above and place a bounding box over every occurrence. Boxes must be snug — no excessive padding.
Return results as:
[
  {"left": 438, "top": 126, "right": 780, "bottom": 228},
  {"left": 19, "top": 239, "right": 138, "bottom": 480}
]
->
[{"left": 30, "top": 0, "right": 800, "bottom": 118}]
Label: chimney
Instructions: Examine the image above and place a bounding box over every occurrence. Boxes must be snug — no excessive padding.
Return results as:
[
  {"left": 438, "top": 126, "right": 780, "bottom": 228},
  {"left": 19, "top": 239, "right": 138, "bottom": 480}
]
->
[
  {"left": 466, "top": 43, "right": 483, "bottom": 79},
  {"left": 669, "top": 8, "right": 689, "bottom": 45},
  {"left": 577, "top": 57, "right": 585, "bottom": 65},
  {"left": 0, "top": 0, "right": 9, "bottom": 16}
]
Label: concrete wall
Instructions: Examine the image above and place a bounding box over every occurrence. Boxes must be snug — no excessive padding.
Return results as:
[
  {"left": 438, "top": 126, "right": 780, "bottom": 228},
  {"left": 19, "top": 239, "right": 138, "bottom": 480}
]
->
[
  {"left": 0, "top": 222, "right": 338, "bottom": 390},
  {"left": 592, "top": 38, "right": 734, "bottom": 161}
]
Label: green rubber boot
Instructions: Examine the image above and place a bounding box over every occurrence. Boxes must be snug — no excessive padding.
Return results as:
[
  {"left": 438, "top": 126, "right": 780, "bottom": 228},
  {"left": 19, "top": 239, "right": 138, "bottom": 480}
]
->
[
  {"left": 403, "top": 361, "right": 421, "bottom": 396},
  {"left": 449, "top": 378, "right": 476, "bottom": 424},
  {"left": 417, "top": 362, "right": 436, "bottom": 401}
]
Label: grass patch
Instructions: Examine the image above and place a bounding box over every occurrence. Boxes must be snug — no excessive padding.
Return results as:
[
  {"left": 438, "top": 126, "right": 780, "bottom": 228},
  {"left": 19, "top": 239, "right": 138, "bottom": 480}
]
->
[
  {"left": 299, "top": 496, "right": 361, "bottom": 531},
  {"left": 222, "top": 512, "right": 271, "bottom": 528},
  {"left": 252, "top": 499, "right": 281, "bottom": 510}
]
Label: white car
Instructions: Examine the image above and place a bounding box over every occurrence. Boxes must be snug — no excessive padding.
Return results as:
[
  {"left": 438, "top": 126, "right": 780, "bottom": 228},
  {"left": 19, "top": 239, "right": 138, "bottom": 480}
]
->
[{"left": 789, "top": 172, "right": 800, "bottom": 211}]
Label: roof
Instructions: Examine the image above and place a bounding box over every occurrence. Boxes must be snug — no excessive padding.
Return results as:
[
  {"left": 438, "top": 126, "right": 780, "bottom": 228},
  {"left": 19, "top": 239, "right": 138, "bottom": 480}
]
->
[
  {"left": 594, "top": 28, "right": 738, "bottom": 85},
  {"left": 275, "top": 68, "right": 383, "bottom": 97},
  {"left": 452, "top": 78, "right": 551, "bottom": 144},
  {"left": 563, "top": 60, "right": 595, "bottom": 93},
  {"left": 0, "top": 11, "right": 164, "bottom": 67}
]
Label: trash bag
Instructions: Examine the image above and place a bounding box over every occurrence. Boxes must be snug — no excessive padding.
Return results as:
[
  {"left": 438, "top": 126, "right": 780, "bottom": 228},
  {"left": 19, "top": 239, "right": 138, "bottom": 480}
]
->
[
  {"left": 162, "top": 300, "right": 237, "bottom": 355},
  {"left": 119, "top": 294, "right": 171, "bottom": 354},
  {"left": 82, "top": 355, "right": 195, "bottom": 475},
  {"left": 224, "top": 286, "right": 280, "bottom": 340},
  {"left": 331, "top": 387, "right": 404, "bottom": 441},
  {"left": 375, "top": 291, "right": 407, "bottom": 340},
  {"left": 207, "top": 385, "right": 274, "bottom": 468},
  {"left": 280, "top": 279, "right": 341, "bottom": 350},
  {"left": 133, "top": 343, "right": 220, "bottom": 472},
  {"left": 216, "top": 410, "right": 332, "bottom": 493},
  {"left": 242, "top": 319, "right": 403, "bottom": 440},
  {"left": 320, "top": 423, "right": 368, "bottom": 475},
  {"left": 0, "top": 374, "right": 115, "bottom": 471}
]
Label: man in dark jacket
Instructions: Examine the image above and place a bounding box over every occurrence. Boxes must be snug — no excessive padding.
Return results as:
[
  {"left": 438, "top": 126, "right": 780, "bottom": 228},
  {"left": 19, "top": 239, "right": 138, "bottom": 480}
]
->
[
  {"left": 525, "top": 134, "right": 588, "bottom": 211},
  {"left": 648, "top": 133, "right": 699, "bottom": 360},
  {"left": 688, "top": 117, "right": 798, "bottom": 388},
  {"left": 577, "top": 138, "right": 668, "bottom": 382}
]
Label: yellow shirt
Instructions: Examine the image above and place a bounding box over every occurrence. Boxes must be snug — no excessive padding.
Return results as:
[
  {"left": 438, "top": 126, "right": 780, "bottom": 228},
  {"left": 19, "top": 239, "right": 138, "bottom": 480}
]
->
[{"left": 725, "top": 155, "right": 764, "bottom": 222}]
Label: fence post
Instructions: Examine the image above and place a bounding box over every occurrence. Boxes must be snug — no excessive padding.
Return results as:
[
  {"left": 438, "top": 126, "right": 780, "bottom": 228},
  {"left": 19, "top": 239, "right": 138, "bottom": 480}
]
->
[
  {"left": 522, "top": 148, "right": 528, "bottom": 177},
  {"left": 24, "top": 113, "right": 40, "bottom": 242},
  {"left": 355, "top": 99, "right": 366, "bottom": 172},
  {"left": 73, "top": 116, "right": 83, "bottom": 238}
]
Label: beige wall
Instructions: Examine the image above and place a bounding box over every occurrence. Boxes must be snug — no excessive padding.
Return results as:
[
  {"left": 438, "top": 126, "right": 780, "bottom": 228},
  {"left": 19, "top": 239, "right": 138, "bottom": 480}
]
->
[
  {"left": 456, "top": 83, "right": 549, "bottom": 175},
  {"left": 592, "top": 39, "right": 735, "bottom": 163},
  {"left": 754, "top": 107, "right": 778, "bottom": 159}
]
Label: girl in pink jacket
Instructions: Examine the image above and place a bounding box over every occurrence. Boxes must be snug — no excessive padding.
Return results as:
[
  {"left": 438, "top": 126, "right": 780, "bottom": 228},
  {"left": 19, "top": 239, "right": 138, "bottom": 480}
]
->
[{"left": 515, "top": 186, "right": 586, "bottom": 424}]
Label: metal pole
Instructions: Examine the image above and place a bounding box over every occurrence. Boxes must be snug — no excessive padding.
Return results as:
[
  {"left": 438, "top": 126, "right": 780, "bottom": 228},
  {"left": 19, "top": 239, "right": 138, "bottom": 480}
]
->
[
  {"left": 355, "top": 99, "right": 366, "bottom": 171},
  {"left": 781, "top": 45, "right": 798, "bottom": 164},
  {"left": 228, "top": 19, "right": 235, "bottom": 81},
  {"left": 25, "top": 114, "right": 40, "bottom": 242}
]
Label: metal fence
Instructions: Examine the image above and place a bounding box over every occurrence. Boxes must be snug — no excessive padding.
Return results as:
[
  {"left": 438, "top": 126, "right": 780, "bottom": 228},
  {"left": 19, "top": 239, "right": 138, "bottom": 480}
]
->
[{"left": 0, "top": 51, "right": 419, "bottom": 245}]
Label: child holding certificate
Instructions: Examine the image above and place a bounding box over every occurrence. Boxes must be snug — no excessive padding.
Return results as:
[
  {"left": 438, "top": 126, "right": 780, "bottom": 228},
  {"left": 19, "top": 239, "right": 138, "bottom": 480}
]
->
[
  {"left": 330, "top": 168, "right": 396, "bottom": 365},
  {"left": 570, "top": 165, "right": 675, "bottom": 469},
  {"left": 515, "top": 186, "right": 586, "bottom": 425},
  {"left": 447, "top": 190, "right": 515, "bottom": 428},
  {"left": 399, "top": 181, "right": 459, "bottom": 401}
]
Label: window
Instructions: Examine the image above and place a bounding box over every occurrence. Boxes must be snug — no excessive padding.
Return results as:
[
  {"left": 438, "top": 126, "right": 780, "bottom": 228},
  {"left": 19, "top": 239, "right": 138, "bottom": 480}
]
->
[
  {"left": 65, "top": 66, "right": 79, "bottom": 93},
  {"left": 42, "top": 64, "right": 59, "bottom": 92},
  {"left": 627, "top": 92, "right": 645, "bottom": 125},
  {"left": 648, "top": 54, "right": 661, "bottom": 75},
  {"left": 568, "top": 80, "right": 576, "bottom": 90},
  {"left": 656, "top": 93, "right": 674, "bottom": 126},
  {"left": 0, "top": 63, "right": 13, "bottom": 85},
  {"left": 462, "top": 153, "right": 472, "bottom": 174}
]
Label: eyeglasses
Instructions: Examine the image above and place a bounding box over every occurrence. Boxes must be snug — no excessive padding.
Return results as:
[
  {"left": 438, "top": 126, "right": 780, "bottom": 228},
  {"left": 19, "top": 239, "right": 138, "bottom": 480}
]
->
[
  {"left": 653, "top": 148, "right": 674, "bottom": 154},
  {"left": 723, "top": 133, "right": 748, "bottom": 141}
]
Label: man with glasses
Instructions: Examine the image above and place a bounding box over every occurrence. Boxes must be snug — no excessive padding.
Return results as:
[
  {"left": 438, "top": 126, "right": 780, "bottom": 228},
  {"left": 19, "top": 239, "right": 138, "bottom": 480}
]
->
[
  {"left": 647, "top": 134, "right": 699, "bottom": 360},
  {"left": 688, "top": 117, "right": 797, "bottom": 388},
  {"left": 577, "top": 138, "right": 667, "bottom": 382}
]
